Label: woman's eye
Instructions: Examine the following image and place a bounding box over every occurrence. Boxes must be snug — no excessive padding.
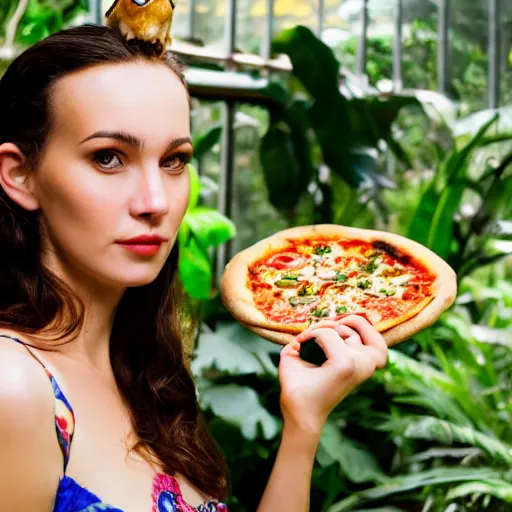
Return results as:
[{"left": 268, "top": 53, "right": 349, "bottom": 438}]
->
[
  {"left": 93, "top": 150, "right": 123, "bottom": 170},
  {"left": 163, "top": 155, "right": 188, "bottom": 173}
]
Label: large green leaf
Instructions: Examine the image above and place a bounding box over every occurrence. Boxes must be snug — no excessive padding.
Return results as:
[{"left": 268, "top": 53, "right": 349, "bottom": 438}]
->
[
  {"left": 272, "top": 25, "right": 375, "bottom": 188},
  {"left": 183, "top": 207, "right": 236, "bottom": 249},
  {"left": 272, "top": 25, "right": 340, "bottom": 99},
  {"left": 441, "top": 114, "right": 498, "bottom": 187},
  {"left": 349, "top": 95, "right": 422, "bottom": 148},
  {"left": 426, "top": 178, "right": 465, "bottom": 259},
  {"left": 446, "top": 480, "right": 512, "bottom": 502},
  {"left": 199, "top": 384, "right": 280, "bottom": 440},
  {"left": 178, "top": 237, "right": 212, "bottom": 299},
  {"left": 389, "top": 416, "right": 512, "bottom": 465},
  {"left": 406, "top": 180, "right": 440, "bottom": 246},
  {"left": 317, "top": 421, "right": 387, "bottom": 484},
  {"left": 192, "top": 322, "right": 279, "bottom": 377},
  {"left": 193, "top": 124, "right": 222, "bottom": 160},
  {"left": 459, "top": 238, "right": 512, "bottom": 277},
  {"left": 259, "top": 98, "right": 317, "bottom": 212},
  {"left": 284, "top": 99, "right": 316, "bottom": 194},
  {"left": 259, "top": 120, "right": 301, "bottom": 210},
  {"left": 328, "top": 467, "right": 505, "bottom": 512},
  {"left": 187, "top": 163, "right": 200, "bottom": 211},
  {"left": 408, "top": 115, "right": 499, "bottom": 253},
  {"left": 470, "top": 153, "right": 512, "bottom": 235},
  {"left": 309, "top": 99, "right": 376, "bottom": 188},
  {"left": 406, "top": 446, "right": 483, "bottom": 463}
]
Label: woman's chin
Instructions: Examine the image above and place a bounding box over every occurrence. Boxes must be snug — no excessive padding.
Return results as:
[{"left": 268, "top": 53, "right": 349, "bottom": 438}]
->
[
  {"left": 124, "top": 272, "right": 162, "bottom": 288},
  {"left": 107, "top": 266, "right": 164, "bottom": 288}
]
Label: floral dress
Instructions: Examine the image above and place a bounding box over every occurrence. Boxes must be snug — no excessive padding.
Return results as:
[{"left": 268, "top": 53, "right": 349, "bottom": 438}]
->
[{"left": 0, "top": 335, "right": 227, "bottom": 512}]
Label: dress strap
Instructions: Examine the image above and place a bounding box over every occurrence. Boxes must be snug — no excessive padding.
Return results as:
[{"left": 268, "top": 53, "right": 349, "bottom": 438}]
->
[{"left": 0, "top": 334, "right": 75, "bottom": 472}]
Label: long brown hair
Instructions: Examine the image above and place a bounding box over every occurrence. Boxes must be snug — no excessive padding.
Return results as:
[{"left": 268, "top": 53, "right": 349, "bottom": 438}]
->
[{"left": 0, "top": 25, "right": 228, "bottom": 499}]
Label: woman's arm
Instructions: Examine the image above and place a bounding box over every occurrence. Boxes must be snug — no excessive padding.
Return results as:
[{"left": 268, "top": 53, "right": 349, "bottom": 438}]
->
[
  {"left": 257, "top": 316, "right": 388, "bottom": 512},
  {"left": 256, "top": 422, "right": 320, "bottom": 511},
  {"left": 0, "top": 340, "right": 61, "bottom": 512}
]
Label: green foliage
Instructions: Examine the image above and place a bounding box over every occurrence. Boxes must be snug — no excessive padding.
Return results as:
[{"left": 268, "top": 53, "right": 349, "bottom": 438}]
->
[
  {"left": 178, "top": 164, "right": 236, "bottom": 299},
  {"left": 407, "top": 115, "right": 512, "bottom": 276},
  {"left": 192, "top": 25, "right": 512, "bottom": 511},
  {"left": 259, "top": 25, "right": 417, "bottom": 223},
  {"left": 193, "top": 275, "right": 512, "bottom": 510},
  {"left": 0, "top": 0, "right": 86, "bottom": 46},
  {"left": 333, "top": 18, "right": 512, "bottom": 112}
]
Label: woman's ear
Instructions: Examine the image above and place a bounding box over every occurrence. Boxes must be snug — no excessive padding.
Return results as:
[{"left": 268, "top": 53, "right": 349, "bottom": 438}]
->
[{"left": 0, "top": 142, "right": 40, "bottom": 211}]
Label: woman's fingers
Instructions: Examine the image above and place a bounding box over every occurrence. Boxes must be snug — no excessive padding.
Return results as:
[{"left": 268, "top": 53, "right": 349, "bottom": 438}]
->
[
  {"left": 343, "top": 334, "right": 362, "bottom": 347},
  {"left": 300, "top": 327, "right": 352, "bottom": 366},
  {"left": 337, "top": 315, "right": 387, "bottom": 351},
  {"left": 297, "top": 321, "right": 359, "bottom": 342},
  {"left": 332, "top": 324, "right": 361, "bottom": 342},
  {"left": 296, "top": 314, "right": 388, "bottom": 368}
]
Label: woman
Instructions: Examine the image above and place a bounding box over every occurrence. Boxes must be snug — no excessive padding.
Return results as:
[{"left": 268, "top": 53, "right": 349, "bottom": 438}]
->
[{"left": 0, "top": 25, "right": 388, "bottom": 512}]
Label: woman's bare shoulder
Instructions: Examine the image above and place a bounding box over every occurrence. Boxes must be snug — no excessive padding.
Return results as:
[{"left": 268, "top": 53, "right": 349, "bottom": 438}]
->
[
  {"left": 0, "top": 331, "right": 56, "bottom": 426},
  {"left": 0, "top": 331, "right": 62, "bottom": 510}
]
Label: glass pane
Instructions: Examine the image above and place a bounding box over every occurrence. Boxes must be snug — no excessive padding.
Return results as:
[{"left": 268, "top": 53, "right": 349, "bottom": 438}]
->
[
  {"left": 366, "top": 0, "right": 394, "bottom": 89},
  {"left": 231, "top": 104, "right": 288, "bottom": 254},
  {"left": 171, "top": 0, "right": 191, "bottom": 40},
  {"left": 236, "top": 0, "right": 266, "bottom": 54},
  {"left": 401, "top": 0, "right": 437, "bottom": 90},
  {"left": 274, "top": 0, "right": 317, "bottom": 39},
  {"left": 322, "top": 0, "right": 363, "bottom": 75},
  {"left": 451, "top": 0, "right": 489, "bottom": 114},
  {"left": 190, "top": 100, "right": 224, "bottom": 209}
]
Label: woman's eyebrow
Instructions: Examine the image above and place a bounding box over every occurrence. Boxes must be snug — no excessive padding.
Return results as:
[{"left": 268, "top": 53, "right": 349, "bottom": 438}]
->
[
  {"left": 165, "top": 137, "right": 193, "bottom": 153},
  {"left": 79, "top": 131, "right": 192, "bottom": 153},
  {"left": 79, "top": 130, "right": 144, "bottom": 150}
]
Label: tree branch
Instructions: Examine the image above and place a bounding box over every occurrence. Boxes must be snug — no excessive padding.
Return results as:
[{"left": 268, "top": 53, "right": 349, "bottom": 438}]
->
[
  {"left": 0, "top": 0, "right": 29, "bottom": 59},
  {"left": 5, "top": 0, "right": 29, "bottom": 46}
]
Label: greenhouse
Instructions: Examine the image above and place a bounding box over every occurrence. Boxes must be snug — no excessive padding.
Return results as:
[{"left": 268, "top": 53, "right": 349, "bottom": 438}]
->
[{"left": 0, "top": 0, "right": 511, "bottom": 510}]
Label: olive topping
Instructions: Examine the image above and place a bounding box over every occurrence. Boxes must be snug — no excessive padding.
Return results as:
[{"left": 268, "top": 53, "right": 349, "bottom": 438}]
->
[
  {"left": 275, "top": 279, "right": 300, "bottom": 287},
  {"left": 358, "top": 279, "right": 371, "bottom": 290},
  {"left": 335, "top": 271, "right": 348, "bottom": 282},
  {"left": 310, "top": 307, "right": 330, "bottom": 318},
  {"left": 314, "top": 245, "right": 332, "bottom": 256},
  {"left": 289, "top": 296, "right": 319, "bottom": 307}
]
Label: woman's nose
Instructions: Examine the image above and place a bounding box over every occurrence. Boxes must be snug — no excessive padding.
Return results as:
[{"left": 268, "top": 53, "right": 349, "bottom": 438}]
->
[{"left": 129, "top": 167, "right": 169, "bottom": 219}]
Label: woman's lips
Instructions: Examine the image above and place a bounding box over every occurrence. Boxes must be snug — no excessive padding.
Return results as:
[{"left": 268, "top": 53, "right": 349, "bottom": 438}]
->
[
  {"left": 116, "top": 235, "right": 168, "bottom": 257},
  {"left": 117, "top": 243, "right": 163, "bottom": 256}
]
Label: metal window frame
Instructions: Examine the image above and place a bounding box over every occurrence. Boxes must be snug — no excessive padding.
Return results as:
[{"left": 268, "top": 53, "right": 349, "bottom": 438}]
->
[
  {"left": 489, "top": 0, "right": 501, "bottom": 109},
  {"left": 88, "top": 0, "right": 102, "bottom": 24},
  {"left": 437, "top": 0, "right": 450, "bottom": 95},
  {"left": 356, "top": 0, "right": 369, "bottom": 79},
  {"left": 393, "top": 0, "right": 403, "bottom": 92}
]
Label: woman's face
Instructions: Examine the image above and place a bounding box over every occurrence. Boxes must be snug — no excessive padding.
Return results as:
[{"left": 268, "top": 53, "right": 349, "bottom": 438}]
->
[{"left": 34, "top": 61, "right": 192, "bottom": 289}]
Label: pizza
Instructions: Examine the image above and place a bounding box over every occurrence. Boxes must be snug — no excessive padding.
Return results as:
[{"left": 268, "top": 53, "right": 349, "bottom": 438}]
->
[{"left": 220, "top": 225, "right": 457, "bottom": 346}]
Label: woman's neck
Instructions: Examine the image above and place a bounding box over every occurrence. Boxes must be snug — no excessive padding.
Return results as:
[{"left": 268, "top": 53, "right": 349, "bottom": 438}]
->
[{"left": 42, "top": 253, "right": 126, "bottom": 374}]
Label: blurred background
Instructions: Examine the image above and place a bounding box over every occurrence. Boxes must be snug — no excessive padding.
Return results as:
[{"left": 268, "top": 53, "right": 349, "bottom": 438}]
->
[{"left": 1, "top": 0, "right": 512, "bottom": 510}]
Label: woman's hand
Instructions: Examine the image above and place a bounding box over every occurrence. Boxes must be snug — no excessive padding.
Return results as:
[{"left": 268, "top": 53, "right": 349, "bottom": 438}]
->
[{"left": 278, "top": 314, "right": 388, "bottom": 436}]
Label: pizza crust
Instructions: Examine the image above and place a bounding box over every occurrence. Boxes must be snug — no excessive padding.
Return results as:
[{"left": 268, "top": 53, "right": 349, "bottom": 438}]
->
[{"left": 221, "top": 224, "right": 457, "bottom": 346}]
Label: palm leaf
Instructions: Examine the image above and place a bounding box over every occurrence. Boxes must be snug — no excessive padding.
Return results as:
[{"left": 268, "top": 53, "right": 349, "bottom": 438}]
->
[
  {"left": 328, "top": 467, "right": 505, "bottom": 512},
  {"left": 400, "top": 416, "right": 512, "bottom": 465},
  {"left": 446, "top": 480, "right": 512, "bottom": 502}
]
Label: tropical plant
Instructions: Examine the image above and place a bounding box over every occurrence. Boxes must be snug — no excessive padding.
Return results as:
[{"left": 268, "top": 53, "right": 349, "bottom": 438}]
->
[
  {"left": 191, "top": 24, "right": 512, "bottom": 512},
  {"left": 259, "top": 26, "right": 413, "bottom": 226}
]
